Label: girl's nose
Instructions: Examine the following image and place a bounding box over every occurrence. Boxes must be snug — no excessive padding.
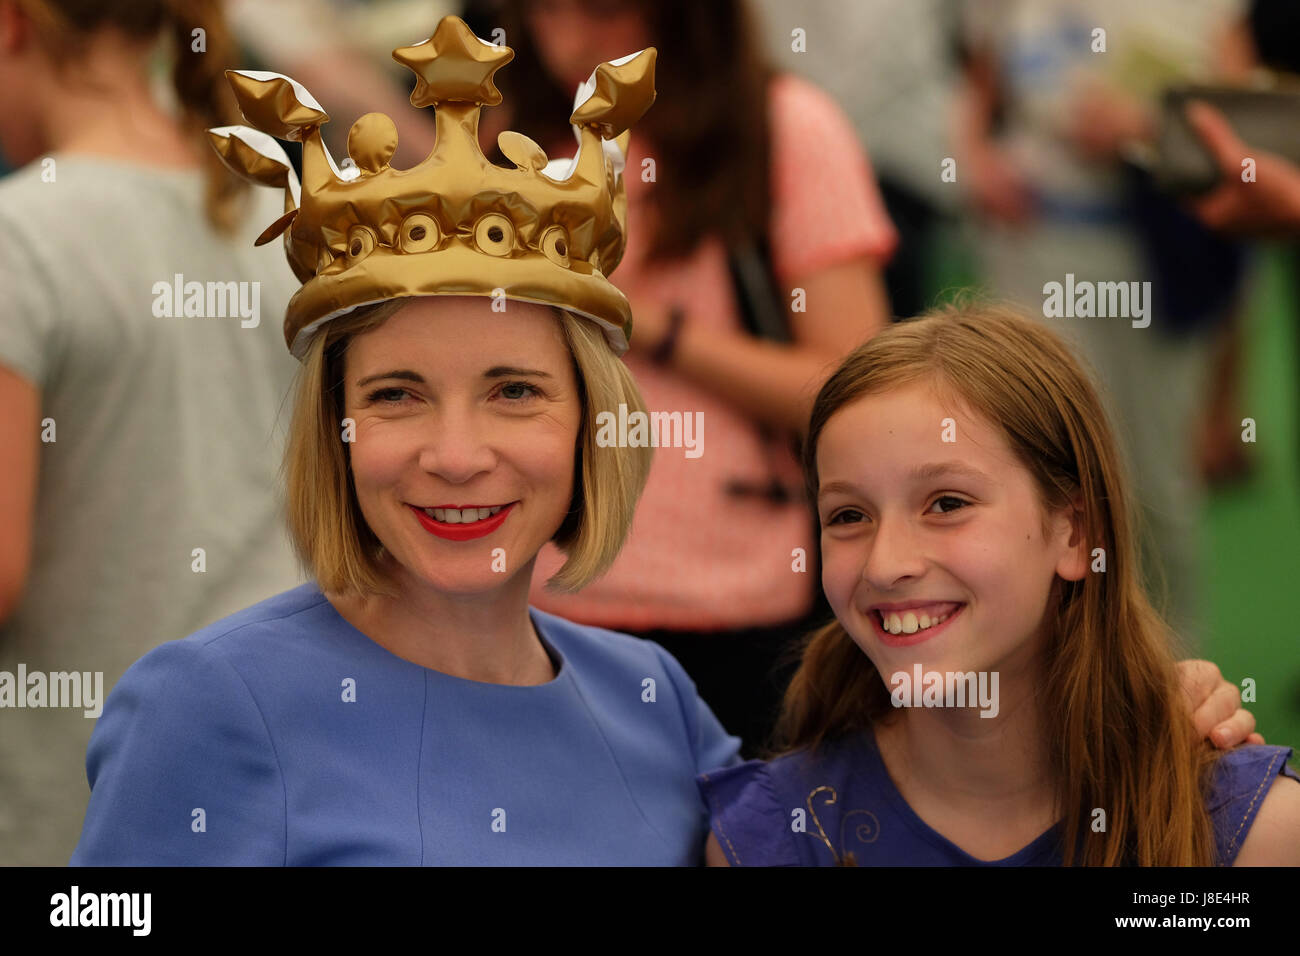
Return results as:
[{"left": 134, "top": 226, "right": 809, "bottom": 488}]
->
[{"left": 860, "top": 514, "right": 926, "bottom": 589}]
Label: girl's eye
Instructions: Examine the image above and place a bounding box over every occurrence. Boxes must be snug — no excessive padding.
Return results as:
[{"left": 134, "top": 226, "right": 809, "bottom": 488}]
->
[
  {"left": 826, "top": 508, "right": 865, "bottom": 526},
  {"left": 497, "top": 381, "right": 541, "bottom": 402},
  {"left": 365, "top": 387, "right": 409, "bottom": 405},
  {"left": 928, "top": 495, "right": 968, "bottom": 515}
]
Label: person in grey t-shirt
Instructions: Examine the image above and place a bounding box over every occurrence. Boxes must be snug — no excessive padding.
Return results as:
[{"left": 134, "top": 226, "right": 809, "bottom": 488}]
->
[{"left": 0, "top": 0, "right": 306, "bottom": 864}]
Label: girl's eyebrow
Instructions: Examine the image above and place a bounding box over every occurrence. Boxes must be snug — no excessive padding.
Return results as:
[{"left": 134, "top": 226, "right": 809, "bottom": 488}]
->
[
  {"left": 818, "top": 479, "right": 860, "bottom": 501},
  {"left": 908, "top": 461, "right": 993, "bottom": 483},
  {"left": 818, "top": 462, "right": 992, "bottom": 501}
]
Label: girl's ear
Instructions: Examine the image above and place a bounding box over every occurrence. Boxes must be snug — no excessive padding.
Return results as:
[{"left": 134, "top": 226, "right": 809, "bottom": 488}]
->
[{"left": 1053, "top": 494, "right": 1089, "bottom": 582}]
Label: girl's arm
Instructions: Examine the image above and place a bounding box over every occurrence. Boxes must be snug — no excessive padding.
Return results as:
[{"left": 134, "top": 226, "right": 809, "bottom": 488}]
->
[
  {"left": 1232, "top": 777, "right": 1300, "bottom": 865},
  {"left": 705, "top": 831, "right": 731, "bottom": 867}
]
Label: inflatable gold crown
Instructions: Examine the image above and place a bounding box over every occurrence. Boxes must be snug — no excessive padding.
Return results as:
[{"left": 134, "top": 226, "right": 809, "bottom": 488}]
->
[{"left": 207, "top": 15, "right": 656, "bottom": 359}]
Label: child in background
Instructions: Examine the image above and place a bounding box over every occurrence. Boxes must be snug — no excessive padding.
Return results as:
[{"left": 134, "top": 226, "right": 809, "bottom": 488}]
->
[{"left": 699, "top": 304, "right": 1300, "bottom": 865}]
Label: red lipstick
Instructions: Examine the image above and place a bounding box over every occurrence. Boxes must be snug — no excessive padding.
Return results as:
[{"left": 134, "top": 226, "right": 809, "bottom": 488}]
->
[{"left": 409, "top": 503, "right": 514, "bottom": 541}]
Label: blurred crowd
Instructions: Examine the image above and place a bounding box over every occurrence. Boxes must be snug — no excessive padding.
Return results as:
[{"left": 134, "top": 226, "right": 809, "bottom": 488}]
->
[{"left": 1, "top": 0, "right": 1297, "bottom": 865}]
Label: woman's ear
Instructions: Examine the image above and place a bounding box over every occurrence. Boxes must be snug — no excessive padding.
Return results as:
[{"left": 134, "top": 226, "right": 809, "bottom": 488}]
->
[{"left": 1053, "top": 494, "right": 1090, "bottom": 582}]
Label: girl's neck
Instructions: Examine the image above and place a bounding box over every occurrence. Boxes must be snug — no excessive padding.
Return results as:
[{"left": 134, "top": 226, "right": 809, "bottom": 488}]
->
[{"left": 872, "top": 662, "right": 1059, "bottom": 861}]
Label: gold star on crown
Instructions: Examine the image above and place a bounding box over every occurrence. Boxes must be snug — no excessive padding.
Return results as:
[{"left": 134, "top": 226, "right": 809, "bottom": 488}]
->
[{"left": 207, "top": 15, "right": 656, "bottom": 359}]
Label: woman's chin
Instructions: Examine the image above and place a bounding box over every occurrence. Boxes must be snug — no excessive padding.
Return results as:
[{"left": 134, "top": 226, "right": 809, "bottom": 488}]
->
[{"left": 382, "top": 554, "right": 513, "bottom": 598}]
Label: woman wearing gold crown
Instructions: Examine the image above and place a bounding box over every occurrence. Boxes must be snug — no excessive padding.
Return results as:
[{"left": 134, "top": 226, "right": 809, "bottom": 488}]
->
[{"left": 68, "top": 16, "right": 745, "bottom": 866}]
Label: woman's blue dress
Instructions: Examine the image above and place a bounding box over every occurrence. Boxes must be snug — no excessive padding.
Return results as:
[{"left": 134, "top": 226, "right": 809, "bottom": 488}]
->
[{"left": 71, "top": 582, "right": 741, "bottom": 865}]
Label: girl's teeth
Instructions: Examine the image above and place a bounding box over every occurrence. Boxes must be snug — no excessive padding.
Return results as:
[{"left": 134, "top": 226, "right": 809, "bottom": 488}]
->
[{"left": 881, "top": 609, "right": 952, "bottom": 635}]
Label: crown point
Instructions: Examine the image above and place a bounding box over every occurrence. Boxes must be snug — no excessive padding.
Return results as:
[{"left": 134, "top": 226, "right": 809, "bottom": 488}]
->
[
  {"left": 254, "top": 208, "right": 299, "bottom": 247},
  {"left": 348, "top": 113, "right": 399, "bottom": 174},
  {"left": 225, "top": 70, "right": 329, "bottom": 141},
  {"left": 497, "top": 130, "right": 549, "bottom": 171},
  {"left": 393, "top": 16, "right": 514, "bottom": 108},
  {"left": 569, "top": 48, "right": 657, "bottom": 139}
]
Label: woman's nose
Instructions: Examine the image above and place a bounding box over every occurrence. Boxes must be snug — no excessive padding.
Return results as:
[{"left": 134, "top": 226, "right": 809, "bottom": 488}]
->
[{"left": 417, "top": 409, "right": 497, "bottom": 485}]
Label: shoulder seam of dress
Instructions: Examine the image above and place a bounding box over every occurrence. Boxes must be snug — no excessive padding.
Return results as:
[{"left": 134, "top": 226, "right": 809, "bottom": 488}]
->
[
  {"left": 191, "top": 589, "right": 332, "bottom": 648},
  {"left": 191, "top": 639, "right": 290, "bottom": 865},
  {"left": 650, "top": 644, "right": 702, "bottom": 768},
  {"left": 1223, "top": 749, "right": 1287, "bottom": 865},
  {"left": 698, "top": 771, "right": 744, "bottom": 867}
]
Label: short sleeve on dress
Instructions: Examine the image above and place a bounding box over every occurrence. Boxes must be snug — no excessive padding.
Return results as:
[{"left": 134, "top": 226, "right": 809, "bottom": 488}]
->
[
  {"left": 766, "top": 73, "right": 899, "bottom": 282},
  {"left": 1205, "top": 744, "right": 1300, "bottom": 866},
  {"left": 70, "top": 638, "right": 287, "bottom": 865},
  {"left": 652, "top": 644, "right": 743, "bottom": 775},
  {"left": 697, "top": 760, "right": 800, "bottom": 867},
  {"left": 0, "top": 212, "right": 61, "bottom": 387}
]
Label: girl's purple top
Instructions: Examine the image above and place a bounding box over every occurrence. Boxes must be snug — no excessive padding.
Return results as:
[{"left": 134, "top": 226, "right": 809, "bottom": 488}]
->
[{"left": 697, "top": 730, "right": 1299, "bottom": 866}]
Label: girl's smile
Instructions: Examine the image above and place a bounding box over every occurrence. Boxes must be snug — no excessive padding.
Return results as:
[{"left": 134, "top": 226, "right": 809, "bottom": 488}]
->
[{"left": 868, "top": 601, "right": 966, "bottom": 647}]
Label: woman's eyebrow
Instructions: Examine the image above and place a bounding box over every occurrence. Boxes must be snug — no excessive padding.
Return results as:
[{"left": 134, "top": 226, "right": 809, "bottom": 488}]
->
[
  {"left": 355, "top": 369, "right": 424, "bottom": 387},
  {"left": 482, "top": 366, "right": 554, "bottom": 379},
  {"left": 355, "top": 366, "right": 555, "bottom": 387}
]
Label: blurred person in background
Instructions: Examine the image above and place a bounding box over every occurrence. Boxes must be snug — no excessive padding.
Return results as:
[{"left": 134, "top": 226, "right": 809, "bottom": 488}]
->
[
  {"left": 1186, "top": 103, "right": 1300, "bottom": 237},
  {"left": 465, "top": 0, "right": 897, "bottom": 754},
  {"left": 1171, "top": 0, "right": 1300, "bottom": 488},
  {"left": 956, "top": 0, "right": 1253, "bottom": 650},
  {"left": 0, "top": 0, "right": 304, "bottom": 864},
  {"left": 1186, "top": 0, "right": 1300, "bottom": 242},
  {"left": 754, "top": 0, "right": 965, "bottom": 320}
]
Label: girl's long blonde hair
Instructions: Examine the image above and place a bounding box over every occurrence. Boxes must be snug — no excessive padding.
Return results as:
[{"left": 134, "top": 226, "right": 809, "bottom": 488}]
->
[{"left": 775, "top": 302, "right": 1219, "bottom": 866}]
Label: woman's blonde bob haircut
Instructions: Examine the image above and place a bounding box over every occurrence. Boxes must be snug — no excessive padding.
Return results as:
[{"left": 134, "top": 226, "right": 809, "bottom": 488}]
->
[{"left": 282, "top": 297, "right": 652, "bottom": 597}]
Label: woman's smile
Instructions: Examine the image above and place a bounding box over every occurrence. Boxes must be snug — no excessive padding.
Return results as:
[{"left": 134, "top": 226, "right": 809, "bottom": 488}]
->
[{"left": 409, "top": 502, "right": 518, "bottom": 541}]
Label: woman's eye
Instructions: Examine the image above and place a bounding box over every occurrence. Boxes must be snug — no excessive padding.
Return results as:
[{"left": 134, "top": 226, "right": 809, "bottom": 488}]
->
[
  {"left": 497, "top": 381, "right": 541, "bottom": 402},
  {"left": 365, "top": 387, "right": 409, "bottom": 405},
  {"left": 928, "top": 495, "right": 968, "bottom": 514}
]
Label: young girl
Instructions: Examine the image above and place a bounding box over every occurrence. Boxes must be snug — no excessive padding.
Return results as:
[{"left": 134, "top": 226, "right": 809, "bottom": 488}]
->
[{"left": 698, "top": 303, "right": 1300, "bottom": 866}]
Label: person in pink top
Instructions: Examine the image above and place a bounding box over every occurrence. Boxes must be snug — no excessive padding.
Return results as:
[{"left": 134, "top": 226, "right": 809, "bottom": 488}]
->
[{"left": 473, "top": 0, "right": 897, "bottom": 752}]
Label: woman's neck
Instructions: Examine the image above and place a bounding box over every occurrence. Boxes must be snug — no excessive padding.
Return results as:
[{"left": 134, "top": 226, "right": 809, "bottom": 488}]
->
[
  {"left": 326, "top": 559, "right": 556, "bottom": 686},
  {"left": 872, "top": 658, "right": 1058, "bottom": 861}
]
